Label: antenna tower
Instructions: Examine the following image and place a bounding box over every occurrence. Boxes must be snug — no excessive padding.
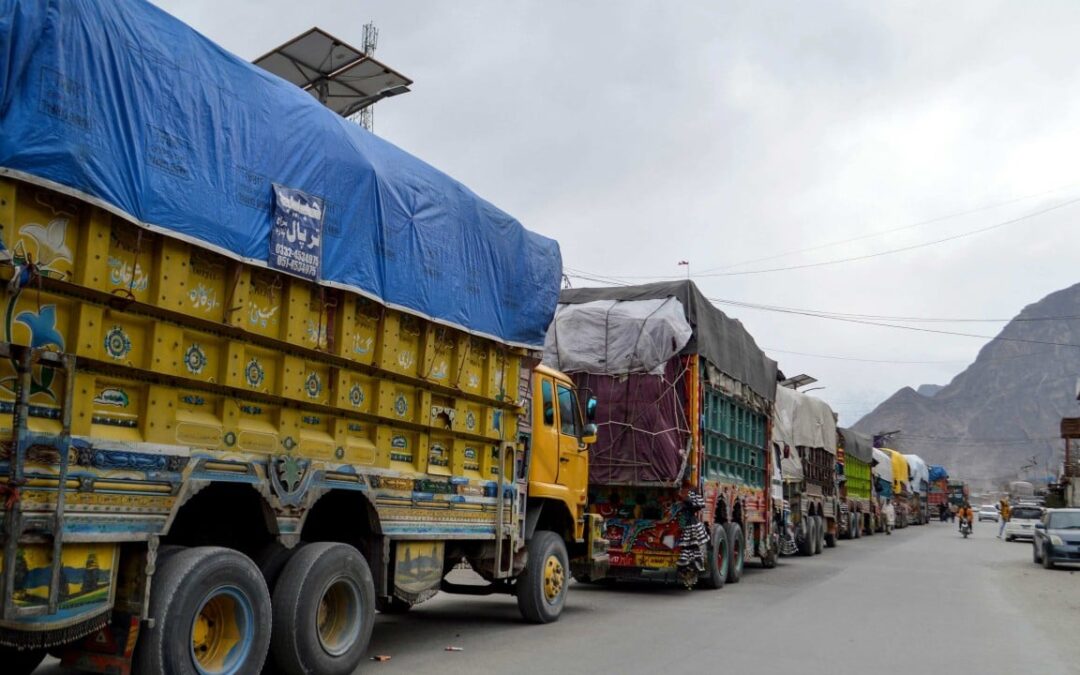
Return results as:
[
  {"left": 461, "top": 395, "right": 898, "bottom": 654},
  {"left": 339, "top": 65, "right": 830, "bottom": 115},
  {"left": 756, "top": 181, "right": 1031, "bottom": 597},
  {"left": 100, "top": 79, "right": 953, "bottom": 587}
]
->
[{"left": 359, "top": 22, "right": 379, "bottom": 131}]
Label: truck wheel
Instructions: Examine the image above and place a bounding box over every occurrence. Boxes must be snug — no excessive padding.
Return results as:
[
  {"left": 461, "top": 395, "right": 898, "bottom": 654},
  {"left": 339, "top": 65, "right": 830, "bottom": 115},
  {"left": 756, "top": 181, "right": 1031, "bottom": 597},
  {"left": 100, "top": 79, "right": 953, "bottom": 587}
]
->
[
  {"left": 700, "top": 524, "right": 729, "bottom": 589},
  {"left": 375, "top": 596, "right": 413, "bottom": 614},
  {"left": 252, "top": 541, "right": 303, "bottom": 593},
  {"left": 724, "top": 522, "right": 744, "bottom": 584},
  {"left": 864, "top": 515, "right": 874, "bottom": 536},
  {"left": 824, "top": 518, "right": 837, "bottom": 549},
  {"left": 813, "top": 516, "right": 824, "bottom": 554},
  {"left": 133, "top": 547, "right": 271, "bottom": 675},
  {"left": 518, "top": 531, "right": 570, "bottom": 622},
  {"left": 797, "top": 518, "right": 814, "bottom": 557},
  {"left": 270, "top": 542, "right": 375, "bottom": 675},
  {"left": 0, "top": 646, "right": 45, "bottom": 675}
]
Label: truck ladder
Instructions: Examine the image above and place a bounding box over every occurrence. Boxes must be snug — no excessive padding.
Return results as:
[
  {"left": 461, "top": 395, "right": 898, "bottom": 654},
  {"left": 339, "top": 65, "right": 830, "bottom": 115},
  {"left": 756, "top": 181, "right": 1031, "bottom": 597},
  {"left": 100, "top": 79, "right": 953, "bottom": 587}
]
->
[{"left": 0, "top": 344, "right": 77, "bottom": 620}]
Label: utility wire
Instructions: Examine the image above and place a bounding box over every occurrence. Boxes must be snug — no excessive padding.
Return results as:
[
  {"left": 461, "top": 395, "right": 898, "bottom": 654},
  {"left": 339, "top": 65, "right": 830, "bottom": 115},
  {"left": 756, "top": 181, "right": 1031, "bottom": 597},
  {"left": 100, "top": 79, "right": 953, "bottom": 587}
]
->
[
  {"left": 711, "top": 298, "right": 1080, "bottom": 349},
  {"left": 566, "top": 193, "right": 1080, "bottom": 279},
  {"left": 697, "top": 181, "right": 1080, "bottom": 273}
]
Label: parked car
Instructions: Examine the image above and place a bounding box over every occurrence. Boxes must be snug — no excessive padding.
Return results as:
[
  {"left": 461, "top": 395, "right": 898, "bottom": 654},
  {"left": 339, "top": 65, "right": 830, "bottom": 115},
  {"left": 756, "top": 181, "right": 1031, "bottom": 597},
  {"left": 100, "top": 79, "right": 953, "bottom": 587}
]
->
[
  {"left": 978, "top": 505, "right": 1000, "bottom": 522},
  {"left": 1032, "top": 508, "right": 1080, "bottom": 569},
  {"left": 1004, "top": 506, "right": 1044, "bottom": 541}
]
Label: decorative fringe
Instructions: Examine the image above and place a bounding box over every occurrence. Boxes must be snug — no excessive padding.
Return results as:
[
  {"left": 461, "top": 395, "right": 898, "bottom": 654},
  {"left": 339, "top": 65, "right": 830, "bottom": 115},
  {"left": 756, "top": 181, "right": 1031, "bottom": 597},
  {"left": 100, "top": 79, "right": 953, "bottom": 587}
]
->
[{"left": 0, "top": 611, "right": 109, "bottom": 651}]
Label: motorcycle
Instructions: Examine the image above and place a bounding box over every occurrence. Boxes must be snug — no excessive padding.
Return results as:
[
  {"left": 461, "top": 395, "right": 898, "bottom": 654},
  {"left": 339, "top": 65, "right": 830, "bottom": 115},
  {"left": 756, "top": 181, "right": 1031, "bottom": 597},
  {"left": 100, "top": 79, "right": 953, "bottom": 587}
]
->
[{"left": 960, "top": 519, "right": 972, "bottom": 538}]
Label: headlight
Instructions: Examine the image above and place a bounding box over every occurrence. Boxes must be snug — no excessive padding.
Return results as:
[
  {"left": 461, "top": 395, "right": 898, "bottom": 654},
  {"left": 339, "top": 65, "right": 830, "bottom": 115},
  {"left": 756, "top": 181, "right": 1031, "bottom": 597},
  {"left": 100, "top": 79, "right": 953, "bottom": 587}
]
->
[{"left": 1049, "top": 534, "right": 1064, "bottom": 546}]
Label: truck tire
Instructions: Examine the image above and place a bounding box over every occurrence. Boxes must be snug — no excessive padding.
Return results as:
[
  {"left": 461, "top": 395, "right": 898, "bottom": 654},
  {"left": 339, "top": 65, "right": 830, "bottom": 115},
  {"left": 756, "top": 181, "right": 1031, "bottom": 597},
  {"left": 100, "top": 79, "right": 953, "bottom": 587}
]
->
[
  {"left": 252, "top": 541, "right": 302, "bottom": 593},
  {"left": 813, "top": 516, "right": 824, "bottom": 554},
  {"left": 0, "top": 646, "right": 45, "bottom": 675},
  {"left": 797, "top": 518, "right": 814, "bottom": 557},
  {"left": 700, "top": 524, "right": 729, "bottom": 589},
  {"left": 864, "top": 514, "right": 874, "bottom": 537},
  {"left": 723, "top": 522, "right": 744, "bottom": 584},
  {"left": 133, "top": 546, "right": 271, "bottom": 675},
  {"left": 517, "top": 531, "right": 570, "bottom": 623},
  {"left": 824, "top": 518, "right": 837, "bottom": 548},
  {"left": 270, "top": 542, "right": 375, "bottom": 675}
]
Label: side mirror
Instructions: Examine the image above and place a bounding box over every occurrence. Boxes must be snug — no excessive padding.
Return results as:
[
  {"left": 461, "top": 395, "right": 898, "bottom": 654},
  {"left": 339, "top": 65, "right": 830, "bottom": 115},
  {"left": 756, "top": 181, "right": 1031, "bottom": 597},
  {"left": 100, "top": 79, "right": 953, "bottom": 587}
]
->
[
  {"left": 580, "top": 422, "right": 598, "bottom": 446},
  {"left": 586, "top": 396, "right": 598, "bottom": 422},
  {"left": 1034, "top": 522, "right": 1045, "bottom": 530},
  {"left": 543, "top": 404, "right": 554, "bottom": 426}
]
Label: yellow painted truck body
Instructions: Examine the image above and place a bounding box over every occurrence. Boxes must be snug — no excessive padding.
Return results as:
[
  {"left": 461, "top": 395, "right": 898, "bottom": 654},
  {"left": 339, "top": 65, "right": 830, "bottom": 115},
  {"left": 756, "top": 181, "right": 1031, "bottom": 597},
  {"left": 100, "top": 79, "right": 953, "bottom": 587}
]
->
[{"left": 0, "top": 177, "right": 604, "bottom": 670}]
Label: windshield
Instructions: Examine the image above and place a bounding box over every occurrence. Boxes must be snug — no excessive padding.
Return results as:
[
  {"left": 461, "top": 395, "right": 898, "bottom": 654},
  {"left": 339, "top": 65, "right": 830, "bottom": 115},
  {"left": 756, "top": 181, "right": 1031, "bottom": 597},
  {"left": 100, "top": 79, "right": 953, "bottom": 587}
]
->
[
  {"left": 1011, "top": 507, "right": 1041, "bottom": 520},
  {"left": 1048, "top": 512, "right": 1080, "bottom": 530}
]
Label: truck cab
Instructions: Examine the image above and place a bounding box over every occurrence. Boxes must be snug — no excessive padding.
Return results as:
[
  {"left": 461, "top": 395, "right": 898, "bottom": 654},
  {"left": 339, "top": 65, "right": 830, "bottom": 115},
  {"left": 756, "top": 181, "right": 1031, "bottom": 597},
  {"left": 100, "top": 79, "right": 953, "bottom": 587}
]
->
[{"left": 528, "top": 366, "right": 595, "bottom": 538}]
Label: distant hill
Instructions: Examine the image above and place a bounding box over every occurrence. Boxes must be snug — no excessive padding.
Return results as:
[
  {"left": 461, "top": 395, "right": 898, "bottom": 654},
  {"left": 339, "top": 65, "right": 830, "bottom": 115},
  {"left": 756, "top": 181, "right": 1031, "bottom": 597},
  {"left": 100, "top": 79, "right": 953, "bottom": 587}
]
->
[
  {"left": 916, "top": 384, "right": 943, "bottom": 397},
  {"left": 854, "top": 282, "right": 1080, "bottom": 489}
]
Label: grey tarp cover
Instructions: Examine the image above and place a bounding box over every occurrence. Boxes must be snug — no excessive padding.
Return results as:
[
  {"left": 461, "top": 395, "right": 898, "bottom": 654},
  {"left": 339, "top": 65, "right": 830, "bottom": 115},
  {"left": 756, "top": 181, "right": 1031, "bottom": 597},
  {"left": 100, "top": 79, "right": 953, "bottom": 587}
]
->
[
  {"left": 544, "top": 297, "right": 693, "bottom": 375},
  {"left": 839, "top": 428, "right": 874, "bottom": 463},
  {"left": 557, "top": 280, "right": 778, "bottom": 402},
  {"left": 772, "top": 385, "right": 838, "bottom": 454}
]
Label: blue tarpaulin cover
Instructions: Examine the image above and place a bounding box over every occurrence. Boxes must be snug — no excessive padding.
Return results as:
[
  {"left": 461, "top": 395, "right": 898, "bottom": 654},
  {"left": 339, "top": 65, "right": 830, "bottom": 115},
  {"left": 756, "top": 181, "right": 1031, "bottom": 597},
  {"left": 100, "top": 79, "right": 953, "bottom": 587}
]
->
[
  {"left": 0, "top": 0, "right": 561, "bottom": 348},
  {"left": 928, "top": 465, "right": 948, "bottom": 482}
]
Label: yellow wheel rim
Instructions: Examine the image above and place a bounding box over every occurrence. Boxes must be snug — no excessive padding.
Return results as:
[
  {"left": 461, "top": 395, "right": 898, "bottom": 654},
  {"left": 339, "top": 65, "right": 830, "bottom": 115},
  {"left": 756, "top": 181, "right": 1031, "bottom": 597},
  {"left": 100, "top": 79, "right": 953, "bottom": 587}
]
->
[
  {"left": 316, "top": 578, "right": 362, "bottom": 657},
  {"left": 542, "top": 554, "right": 565, "bottom": 603},
  {"left": 190, "top": 586, "right": 250, "bottom": 674}
]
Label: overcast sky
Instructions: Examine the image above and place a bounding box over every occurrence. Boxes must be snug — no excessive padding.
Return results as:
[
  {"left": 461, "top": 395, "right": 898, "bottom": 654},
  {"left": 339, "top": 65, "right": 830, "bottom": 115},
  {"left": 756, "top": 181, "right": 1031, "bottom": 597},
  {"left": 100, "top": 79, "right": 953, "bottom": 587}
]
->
[{"left": 156, "top": 0, "right": 1080, "bottom": 424}]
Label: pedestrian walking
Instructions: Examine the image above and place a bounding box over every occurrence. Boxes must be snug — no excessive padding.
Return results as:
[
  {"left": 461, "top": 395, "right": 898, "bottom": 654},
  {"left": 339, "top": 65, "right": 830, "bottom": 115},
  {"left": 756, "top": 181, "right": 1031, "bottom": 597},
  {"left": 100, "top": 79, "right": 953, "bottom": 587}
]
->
[{"left": 997, "top": 499, "right": 1011, "bottom": 538}]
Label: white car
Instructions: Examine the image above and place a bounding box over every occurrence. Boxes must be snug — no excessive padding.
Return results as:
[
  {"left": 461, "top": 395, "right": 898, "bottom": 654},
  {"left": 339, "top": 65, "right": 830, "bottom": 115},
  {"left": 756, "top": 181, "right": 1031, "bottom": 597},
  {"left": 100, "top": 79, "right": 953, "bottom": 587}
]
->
[
  {"left": 978, "top": 505, "right": 1000, "bottom": 522},
  {"left": 1004, "top": 506, "right": 1044, "bottom": 541}
]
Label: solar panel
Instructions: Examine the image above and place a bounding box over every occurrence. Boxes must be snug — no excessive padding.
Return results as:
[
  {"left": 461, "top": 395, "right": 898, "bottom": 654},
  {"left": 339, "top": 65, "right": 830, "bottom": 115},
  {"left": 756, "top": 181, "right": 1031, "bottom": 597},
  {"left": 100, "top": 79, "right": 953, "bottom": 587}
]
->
[{"left": 253, "top": 27, "right": 412, "bottom": 117}]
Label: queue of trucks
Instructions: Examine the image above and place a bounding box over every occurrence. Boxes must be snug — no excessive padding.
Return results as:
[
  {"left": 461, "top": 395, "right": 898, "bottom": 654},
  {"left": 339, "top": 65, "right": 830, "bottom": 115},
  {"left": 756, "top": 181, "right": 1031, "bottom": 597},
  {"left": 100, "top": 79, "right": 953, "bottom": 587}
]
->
[{"left": 0, "top": 2, "right": 959, "bottom": 673}]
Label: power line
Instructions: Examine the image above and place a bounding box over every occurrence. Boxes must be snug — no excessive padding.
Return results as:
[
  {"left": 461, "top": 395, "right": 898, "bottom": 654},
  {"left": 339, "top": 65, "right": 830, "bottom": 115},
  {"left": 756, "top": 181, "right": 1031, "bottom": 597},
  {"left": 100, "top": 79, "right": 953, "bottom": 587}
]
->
[
  {"left": 697, "top": 182, "right": 1080, "bottom": 274},
  {"left": 711, "top": 297, "right": 1080, "bottom": 350},
  {"left": 763, "top": 347, "right": 965, "bottom": 364},
  {"left": 567, "top": 193, "right": 1080, "bottom": 279}
]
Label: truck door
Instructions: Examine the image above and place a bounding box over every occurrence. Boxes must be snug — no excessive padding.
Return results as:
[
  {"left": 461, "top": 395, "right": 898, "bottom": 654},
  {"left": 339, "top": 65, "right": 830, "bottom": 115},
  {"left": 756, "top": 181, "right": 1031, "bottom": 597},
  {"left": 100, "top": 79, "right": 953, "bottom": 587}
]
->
[
  {"left": 555, "top": 383, "right": 587, "bottom": 496},
  {"left": 531, "top": 376, "right": 560, "bottom": 486}
]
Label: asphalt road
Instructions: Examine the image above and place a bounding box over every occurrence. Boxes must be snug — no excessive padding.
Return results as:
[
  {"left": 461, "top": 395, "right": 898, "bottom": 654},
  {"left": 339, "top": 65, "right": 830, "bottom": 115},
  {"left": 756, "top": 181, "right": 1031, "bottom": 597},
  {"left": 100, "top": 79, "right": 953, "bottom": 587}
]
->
[{"left": 37, "top": 520, "right": 1080, "bottom": 674}]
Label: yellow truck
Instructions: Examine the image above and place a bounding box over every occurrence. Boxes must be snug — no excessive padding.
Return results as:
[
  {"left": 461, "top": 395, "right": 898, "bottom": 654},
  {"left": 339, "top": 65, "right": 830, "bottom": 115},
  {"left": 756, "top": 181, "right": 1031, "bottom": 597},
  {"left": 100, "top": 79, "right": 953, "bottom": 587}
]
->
[{"left": 0, "top": 2, "right": 606, "bottom": 673}]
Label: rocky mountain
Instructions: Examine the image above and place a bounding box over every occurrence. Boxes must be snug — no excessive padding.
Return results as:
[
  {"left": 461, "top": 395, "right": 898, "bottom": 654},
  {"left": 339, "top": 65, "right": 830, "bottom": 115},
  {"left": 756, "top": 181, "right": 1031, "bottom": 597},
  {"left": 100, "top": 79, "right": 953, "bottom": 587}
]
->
[
  {"left": 915, "top": 384, "right": 943, "bottom": 397},
  {"left": 854, "top": 282, "right": 1080, "bottom": 489}
]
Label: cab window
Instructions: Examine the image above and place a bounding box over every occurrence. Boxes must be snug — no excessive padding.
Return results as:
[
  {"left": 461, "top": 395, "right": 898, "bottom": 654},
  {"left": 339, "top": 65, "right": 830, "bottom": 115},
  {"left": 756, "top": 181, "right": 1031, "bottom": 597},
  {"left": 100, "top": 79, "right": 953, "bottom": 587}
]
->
[
  {"left": 557, "top": 385, "right": 581, "bottom": 437},
  {"left": 541, "top": 379, "right": 554, "bottom": 426}
]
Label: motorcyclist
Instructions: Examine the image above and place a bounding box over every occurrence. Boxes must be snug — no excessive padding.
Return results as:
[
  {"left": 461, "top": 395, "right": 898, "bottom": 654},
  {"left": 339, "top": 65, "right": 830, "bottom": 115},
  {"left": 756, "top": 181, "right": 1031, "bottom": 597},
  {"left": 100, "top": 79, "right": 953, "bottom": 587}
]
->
[{"left": 957, "top": 502, "right": 974, "bottom": 533}]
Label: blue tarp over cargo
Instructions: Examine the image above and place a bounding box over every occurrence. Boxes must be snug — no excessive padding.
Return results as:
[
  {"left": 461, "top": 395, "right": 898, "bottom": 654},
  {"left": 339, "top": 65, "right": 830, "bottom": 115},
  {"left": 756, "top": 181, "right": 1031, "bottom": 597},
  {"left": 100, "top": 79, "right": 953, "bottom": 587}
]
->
[
  {"left": 0, "top": 0, "right": 561, "bottom": 348},
  {"left": 929, "top": 465, "right": 948, "bottom": 482}
]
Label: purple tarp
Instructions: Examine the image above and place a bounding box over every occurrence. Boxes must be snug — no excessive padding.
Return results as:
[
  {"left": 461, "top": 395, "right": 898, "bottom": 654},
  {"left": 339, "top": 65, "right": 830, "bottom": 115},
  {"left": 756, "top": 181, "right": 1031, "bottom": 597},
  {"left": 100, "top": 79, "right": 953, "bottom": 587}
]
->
[{"left": 574, "top": 358, "right": 690, "bottom": 485}]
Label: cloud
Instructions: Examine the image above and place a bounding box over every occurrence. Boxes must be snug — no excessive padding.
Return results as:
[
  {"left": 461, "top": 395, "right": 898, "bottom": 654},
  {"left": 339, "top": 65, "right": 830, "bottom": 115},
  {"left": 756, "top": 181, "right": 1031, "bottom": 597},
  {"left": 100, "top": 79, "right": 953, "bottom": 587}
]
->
[{"left": 153, "top": 0, "right": 1080, "bottom": 424}]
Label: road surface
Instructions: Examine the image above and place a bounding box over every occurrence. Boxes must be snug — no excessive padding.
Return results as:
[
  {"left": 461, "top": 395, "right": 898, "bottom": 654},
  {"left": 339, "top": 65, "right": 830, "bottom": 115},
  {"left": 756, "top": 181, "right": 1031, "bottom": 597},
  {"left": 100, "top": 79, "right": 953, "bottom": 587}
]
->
[{"left": 37, "top": 520, "right": 1080, "bottom": 674}]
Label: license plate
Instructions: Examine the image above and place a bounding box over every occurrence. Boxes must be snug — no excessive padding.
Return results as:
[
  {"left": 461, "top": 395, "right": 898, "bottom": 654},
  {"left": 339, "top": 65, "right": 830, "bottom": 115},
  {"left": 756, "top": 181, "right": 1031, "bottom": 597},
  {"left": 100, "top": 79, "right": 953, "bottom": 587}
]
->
[{"left": 639, "top": 553, "right": 677, "bottom": 569}]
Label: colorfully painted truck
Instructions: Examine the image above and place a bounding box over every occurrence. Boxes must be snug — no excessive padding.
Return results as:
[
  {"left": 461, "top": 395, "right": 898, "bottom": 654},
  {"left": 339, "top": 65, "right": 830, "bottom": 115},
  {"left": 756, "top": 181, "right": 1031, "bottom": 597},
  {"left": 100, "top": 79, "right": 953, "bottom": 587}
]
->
[
  {"left": 948, "top": 480, "right": 969, "bottom": 508},
  {"left": 883, "top": 449, "right": 912, "bottom": 528},
  {"left": 928, "top": 465, "right": 949, "bottom": 519},
  {"left": 544, "top": 281, "right": 780, "bottom": 588},
  {"left": 774, "top": 386, "right": 840, "bottom": 554},
  {"left": 838, "top": 429, "right": 875, "bottom": 538},
  {"left": 0, "top": 2, "right": 608, "bottom": 673},
  {"left": 903, "top": 454, "right": 930, "bottom": 525},
  {"left": 871, "top": 448, "right": 895, "bottom": 532}
]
